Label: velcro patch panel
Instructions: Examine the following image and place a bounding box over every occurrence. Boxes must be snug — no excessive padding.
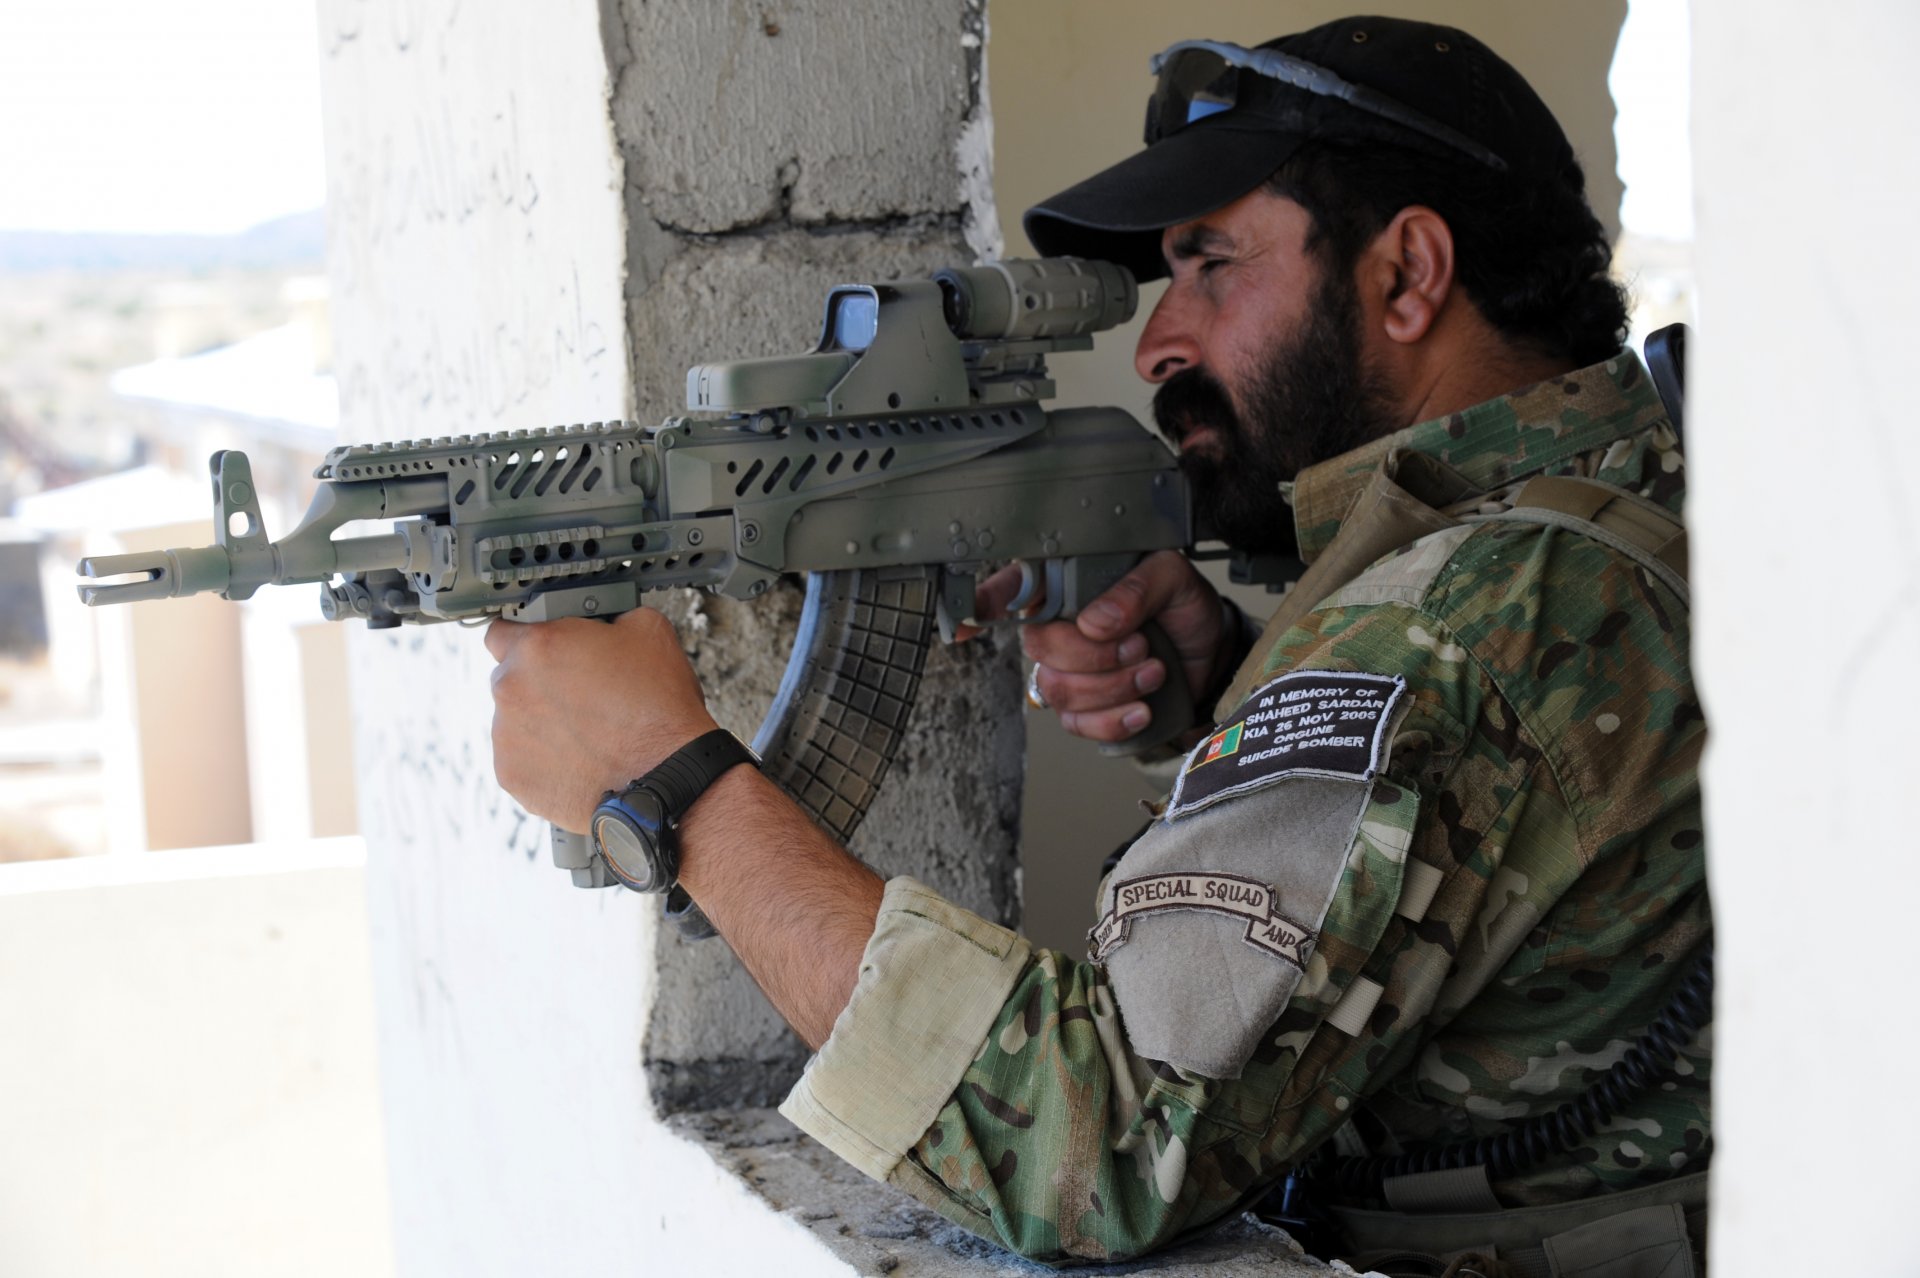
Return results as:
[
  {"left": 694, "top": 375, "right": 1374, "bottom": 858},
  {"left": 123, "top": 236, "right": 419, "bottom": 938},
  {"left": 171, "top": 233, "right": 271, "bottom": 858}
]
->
[{"left": 1168, "top": 670, "right": 1407, "bottom": 820}]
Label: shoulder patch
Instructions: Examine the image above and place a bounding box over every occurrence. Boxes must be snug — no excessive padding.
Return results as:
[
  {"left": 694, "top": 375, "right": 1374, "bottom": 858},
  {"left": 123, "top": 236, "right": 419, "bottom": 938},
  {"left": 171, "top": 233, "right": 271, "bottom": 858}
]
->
[
  {"left": 1089, "top": 873, "right": 1313, "bottom": 967},
  {"left": 1168, "top": 670, "right": 1406, "bottom": 820}
]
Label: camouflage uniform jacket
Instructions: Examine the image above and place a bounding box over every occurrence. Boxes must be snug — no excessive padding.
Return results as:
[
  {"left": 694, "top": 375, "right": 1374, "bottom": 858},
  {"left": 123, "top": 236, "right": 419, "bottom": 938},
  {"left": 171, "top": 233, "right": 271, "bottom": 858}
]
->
[{"left": 780, "top": 353, "right": 1710, "bottom": 1264}]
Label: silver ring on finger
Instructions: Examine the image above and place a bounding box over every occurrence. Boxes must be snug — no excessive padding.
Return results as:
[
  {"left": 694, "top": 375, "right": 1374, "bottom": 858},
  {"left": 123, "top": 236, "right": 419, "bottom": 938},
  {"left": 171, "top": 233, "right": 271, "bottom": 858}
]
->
[{"left": 1026, "top": 663, "right": 1049, "bottom": 710}]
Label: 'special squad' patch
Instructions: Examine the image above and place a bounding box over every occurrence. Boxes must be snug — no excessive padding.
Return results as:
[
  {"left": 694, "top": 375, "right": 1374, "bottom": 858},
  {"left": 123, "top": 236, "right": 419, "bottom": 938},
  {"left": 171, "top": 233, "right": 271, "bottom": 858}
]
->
[
  {"left": 1089, "top": 872, "right": 1314, "bottom": 966},
  {"left": 1167, "top": 670, "right": 1407, "bottom": 820}
]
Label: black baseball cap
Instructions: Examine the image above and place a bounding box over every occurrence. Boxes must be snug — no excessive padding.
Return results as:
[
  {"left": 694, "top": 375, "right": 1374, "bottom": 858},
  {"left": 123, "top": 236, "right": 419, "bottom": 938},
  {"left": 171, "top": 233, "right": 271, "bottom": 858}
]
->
[{"left": 1024, "top": 16, "right": 1577, "bottom": 280}]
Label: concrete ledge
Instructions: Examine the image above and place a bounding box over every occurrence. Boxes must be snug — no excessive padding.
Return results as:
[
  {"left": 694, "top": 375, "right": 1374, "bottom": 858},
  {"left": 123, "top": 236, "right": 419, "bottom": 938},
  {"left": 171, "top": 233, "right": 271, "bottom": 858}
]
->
[
  {"left": 0, "top": 838, "right": 393, "bottom": 1278},
  {"left": 0, "top": 833, "right": 368, "bottom": 892},
  {"left": 672, "top": 1107, "right": 1331, "bottom": 1276}
]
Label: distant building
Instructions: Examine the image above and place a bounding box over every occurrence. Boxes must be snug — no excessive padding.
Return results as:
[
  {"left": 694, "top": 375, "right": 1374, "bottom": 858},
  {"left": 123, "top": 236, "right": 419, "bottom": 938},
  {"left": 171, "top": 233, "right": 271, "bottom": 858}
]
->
[
  {"left": 0, "top": 519, "right": 48, "bottom": 653},
  {"left": 14, "top": 278, "right": 353, "bottom": 857},
  {"left": 109, "top": 274, "right": 337, "bottom": 508}
]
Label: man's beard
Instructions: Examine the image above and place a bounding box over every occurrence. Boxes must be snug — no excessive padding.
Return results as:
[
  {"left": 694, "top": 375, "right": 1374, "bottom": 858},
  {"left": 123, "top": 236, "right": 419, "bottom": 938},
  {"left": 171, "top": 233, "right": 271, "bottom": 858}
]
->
[{"left": 1153, "top": 268, "right": 1395, "bottom": 555}]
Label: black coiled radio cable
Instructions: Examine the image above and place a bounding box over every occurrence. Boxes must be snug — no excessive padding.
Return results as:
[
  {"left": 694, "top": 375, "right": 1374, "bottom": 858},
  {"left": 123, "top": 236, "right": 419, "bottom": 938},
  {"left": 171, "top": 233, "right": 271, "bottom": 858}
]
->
[{"left": 1325, "top": 947, "right": 1714, "bottom": 1197}]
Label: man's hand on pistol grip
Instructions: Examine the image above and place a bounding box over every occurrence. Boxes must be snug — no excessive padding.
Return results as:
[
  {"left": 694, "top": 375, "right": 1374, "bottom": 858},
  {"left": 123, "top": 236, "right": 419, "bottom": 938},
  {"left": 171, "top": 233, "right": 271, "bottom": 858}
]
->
[{"left": 968, "top": 549, "right": 1227, "bottom": 746}]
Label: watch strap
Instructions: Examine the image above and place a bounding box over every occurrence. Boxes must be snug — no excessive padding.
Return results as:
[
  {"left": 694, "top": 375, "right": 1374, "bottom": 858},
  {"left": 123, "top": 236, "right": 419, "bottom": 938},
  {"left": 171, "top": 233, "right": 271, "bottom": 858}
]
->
[{"left": 635, "top": 728, "right": 757, "bottom": 819}]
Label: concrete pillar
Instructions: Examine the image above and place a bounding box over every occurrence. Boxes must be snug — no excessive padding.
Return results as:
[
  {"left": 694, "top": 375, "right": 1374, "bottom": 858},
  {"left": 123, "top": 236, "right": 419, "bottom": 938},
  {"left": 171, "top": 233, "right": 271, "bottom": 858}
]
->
[
  {"left": 242, "top": 591, "right": 360, "bottom": 845},
  {"left": 0, "top": 528, "right": 47, "bottom": 654},
  {"left": 295, "top": 622, "right": 359, "bottom": 838},
  {"left": 91, "top": 518, "right": 254, "bottom": 853},
  {"left": 317, "top": 1, "right": 1022, "bottom": 1271},
  {"left": 1692, "top": 1, "right": 1920, "bottom": 1268}
]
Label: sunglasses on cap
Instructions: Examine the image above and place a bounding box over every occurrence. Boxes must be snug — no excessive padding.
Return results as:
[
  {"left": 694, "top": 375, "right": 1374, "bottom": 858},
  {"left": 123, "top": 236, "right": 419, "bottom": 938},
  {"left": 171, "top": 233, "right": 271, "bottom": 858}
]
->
[{"left": 1145, "top": 39, "right": 1508, "bottom": 172}]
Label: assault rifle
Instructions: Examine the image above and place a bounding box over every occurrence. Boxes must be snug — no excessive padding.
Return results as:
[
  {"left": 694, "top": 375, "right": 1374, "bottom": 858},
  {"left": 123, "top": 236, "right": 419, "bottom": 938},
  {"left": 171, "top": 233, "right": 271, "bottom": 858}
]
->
[{"left": 76, "top": 258, "right": 1193, "bottom": 913}]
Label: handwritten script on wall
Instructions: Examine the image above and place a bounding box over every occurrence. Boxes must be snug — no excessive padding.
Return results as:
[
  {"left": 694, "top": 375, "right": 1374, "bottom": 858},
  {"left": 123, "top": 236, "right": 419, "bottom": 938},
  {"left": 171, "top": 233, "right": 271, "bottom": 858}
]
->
[
  {"left": 321, "top": 0, "right": 622, "bottom": 446},
  {"left": 317, "top": 0, "right": 634, "bottom": 1042}
]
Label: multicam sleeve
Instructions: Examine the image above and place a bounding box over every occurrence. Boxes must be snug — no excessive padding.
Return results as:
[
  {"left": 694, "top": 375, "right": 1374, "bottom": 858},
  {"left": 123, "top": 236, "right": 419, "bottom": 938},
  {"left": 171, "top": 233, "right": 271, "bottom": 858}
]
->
[{"left": 780, "top": 878, "right": 1033, "bottom": 1182}]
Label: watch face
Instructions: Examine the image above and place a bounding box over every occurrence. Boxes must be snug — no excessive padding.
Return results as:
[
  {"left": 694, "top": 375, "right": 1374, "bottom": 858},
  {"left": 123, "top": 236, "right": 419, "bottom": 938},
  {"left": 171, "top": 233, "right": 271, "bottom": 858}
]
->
[{"left": 592, "top": 790, "right": 669, "bottom": 892}]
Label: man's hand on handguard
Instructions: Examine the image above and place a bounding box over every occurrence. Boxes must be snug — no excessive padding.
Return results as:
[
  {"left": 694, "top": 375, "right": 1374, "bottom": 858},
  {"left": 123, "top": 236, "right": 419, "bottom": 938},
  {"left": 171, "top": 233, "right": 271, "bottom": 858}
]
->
[
  {"left": 484, "top": 609, "right": 720, "bottom": 832},
  {"left": 970, "top": 549, "right": 1227, "bottom": 745},
  {"left": 484, "top": 608, "right": 882, "bottom": 1048}
]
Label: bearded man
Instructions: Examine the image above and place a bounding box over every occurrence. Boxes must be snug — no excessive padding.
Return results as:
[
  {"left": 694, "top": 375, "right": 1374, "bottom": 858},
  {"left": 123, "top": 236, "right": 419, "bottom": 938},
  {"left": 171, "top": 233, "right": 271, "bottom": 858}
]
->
[{"left": 488, "top": 16, "right": 1710, "bottom": 1274}]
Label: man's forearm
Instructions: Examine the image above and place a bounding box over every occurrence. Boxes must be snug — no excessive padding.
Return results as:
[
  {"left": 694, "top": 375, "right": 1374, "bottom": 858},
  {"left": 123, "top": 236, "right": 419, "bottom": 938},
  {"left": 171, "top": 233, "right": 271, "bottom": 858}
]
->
[{"left": 677, "top": 766, "right": 884, "bottom": 1048}]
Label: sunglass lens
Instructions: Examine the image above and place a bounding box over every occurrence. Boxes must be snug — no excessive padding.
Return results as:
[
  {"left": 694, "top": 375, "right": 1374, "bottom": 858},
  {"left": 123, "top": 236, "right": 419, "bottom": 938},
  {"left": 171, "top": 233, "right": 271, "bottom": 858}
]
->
[{"left": 1146, "top": 49, "right": 1242, "bottom": 143}]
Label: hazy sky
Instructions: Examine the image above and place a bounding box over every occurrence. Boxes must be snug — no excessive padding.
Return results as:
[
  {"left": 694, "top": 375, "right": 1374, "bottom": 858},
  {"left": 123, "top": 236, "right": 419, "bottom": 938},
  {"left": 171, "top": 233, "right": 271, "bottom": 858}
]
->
[
  {"left": 1611, "top": 0, "right": 1693, "bottom": 241},
  {"left": 0, "top": 0, "right": 1691, "bottom": 242},
  {"left": 0, "top": 0, "right": 327, "bottom": 235}
]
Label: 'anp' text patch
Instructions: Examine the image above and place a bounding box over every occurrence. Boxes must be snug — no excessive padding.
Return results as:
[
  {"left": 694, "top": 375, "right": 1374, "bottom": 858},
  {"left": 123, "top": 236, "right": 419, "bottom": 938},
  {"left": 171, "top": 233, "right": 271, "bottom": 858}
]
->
[{"left": 1167, "top": 670, "right": 1406, "bottom": 819}]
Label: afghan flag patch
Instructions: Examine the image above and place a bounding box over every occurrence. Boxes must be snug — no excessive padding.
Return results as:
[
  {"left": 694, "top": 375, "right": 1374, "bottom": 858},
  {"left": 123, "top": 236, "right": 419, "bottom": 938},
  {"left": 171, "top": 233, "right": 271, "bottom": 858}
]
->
[{"left": 1197, "top": 722, "right": 1243, "bottom": 766}]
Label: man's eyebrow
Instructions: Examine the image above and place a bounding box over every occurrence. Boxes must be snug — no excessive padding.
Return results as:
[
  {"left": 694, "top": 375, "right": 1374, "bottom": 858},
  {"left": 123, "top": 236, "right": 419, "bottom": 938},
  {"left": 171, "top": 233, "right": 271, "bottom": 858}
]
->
[{"left": 1166, "top": 226, "right": 1236, "bottom": 262}]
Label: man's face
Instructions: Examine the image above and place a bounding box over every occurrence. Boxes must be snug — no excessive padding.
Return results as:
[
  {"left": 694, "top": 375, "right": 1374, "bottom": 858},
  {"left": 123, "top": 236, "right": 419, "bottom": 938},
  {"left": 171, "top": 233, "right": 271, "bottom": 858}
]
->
[{"left": 1135, "top": 189, "right": 1395, "bottom": 553}]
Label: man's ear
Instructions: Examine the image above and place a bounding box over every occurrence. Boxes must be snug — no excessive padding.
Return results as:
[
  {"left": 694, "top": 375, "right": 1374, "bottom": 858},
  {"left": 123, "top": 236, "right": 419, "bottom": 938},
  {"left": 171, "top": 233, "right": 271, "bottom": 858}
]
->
[{"left": 1365, "top": 206, "right": 1456, "bottom": 346}]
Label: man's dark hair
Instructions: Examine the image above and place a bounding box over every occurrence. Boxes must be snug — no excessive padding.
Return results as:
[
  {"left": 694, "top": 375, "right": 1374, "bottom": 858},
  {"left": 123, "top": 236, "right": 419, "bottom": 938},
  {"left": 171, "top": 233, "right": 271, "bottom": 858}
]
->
[{"left": 1267, "top": 140, "right": 1630, "bottom": 366}]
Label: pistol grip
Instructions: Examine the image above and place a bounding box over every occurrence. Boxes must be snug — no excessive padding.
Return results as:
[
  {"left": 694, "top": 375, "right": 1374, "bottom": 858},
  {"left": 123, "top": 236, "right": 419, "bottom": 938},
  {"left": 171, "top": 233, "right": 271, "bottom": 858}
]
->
[
  {"left": 551, "top": 825, "right": 616, "bottom": 889},
  {"left": 1098, "top": 619, "right": 1194, "bottom": 758}
]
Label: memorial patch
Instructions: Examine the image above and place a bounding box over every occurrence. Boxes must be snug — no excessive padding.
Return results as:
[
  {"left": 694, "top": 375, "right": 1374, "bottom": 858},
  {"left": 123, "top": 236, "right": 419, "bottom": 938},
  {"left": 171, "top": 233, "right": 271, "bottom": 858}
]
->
[
  {"left": 1088, "top": 872, "right": 1315, "bottom": 967},
  {"left": 1168, "top": 670, "right": 1406, "bottom": 820}
]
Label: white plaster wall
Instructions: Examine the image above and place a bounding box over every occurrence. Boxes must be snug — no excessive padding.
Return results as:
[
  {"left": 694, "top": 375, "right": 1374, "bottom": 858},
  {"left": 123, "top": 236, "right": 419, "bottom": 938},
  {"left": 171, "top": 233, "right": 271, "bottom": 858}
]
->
[
  {"left": 1691, "top": 1, "right": 1920, "bottom": 1268},
  {"left": 315, "top": 4, "right": 656, "bottom": 1274},
  {"left": 0, "top": 841, "right": 391, "bottom": 1278}
]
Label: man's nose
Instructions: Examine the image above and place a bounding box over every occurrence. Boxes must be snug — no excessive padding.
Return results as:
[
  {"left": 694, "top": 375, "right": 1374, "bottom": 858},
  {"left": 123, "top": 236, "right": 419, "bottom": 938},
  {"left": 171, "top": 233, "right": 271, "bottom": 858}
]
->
[{"left": 1134, "top": 291, "right": 1199, "bottom": 384}]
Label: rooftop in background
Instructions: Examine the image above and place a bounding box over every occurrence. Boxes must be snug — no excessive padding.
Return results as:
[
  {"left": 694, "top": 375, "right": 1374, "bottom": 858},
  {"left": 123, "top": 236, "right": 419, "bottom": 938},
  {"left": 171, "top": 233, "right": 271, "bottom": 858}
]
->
[
  {"left": 13, "top": 464, "right": 211, "bottom": 537},
  {"left": 111, "top": 318, "right": 338, "bottom": 445}
]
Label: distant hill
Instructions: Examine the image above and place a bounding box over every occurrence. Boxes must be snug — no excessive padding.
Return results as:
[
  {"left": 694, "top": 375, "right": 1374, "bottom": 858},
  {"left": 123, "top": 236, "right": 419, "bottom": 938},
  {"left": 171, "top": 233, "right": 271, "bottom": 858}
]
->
[{"left": 0, "top": 209, "right": 327, "bottom": 275}]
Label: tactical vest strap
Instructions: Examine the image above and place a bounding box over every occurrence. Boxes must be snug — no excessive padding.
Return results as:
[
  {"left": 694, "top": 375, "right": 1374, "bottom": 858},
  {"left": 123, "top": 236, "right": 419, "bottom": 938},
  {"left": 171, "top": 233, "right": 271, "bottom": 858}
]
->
[
  {"left": 1330, "top": 1171, "right": 1708, "bottom": 1278},
  {"left": 1396, "top": 858, "right": 1446, "bottom": 922},
  {"left": 1217, "top": 450, "right": 1463, "bottom": 714},
  {"left": 1465, "top": 475, "right": 1690, "bottom": 604},
  {"left": 1219, "top": 462, "right": 1691, "bottom": 718},
  {"left": 1324, "top": 975, "right": 1387, "bottom": 1037}
]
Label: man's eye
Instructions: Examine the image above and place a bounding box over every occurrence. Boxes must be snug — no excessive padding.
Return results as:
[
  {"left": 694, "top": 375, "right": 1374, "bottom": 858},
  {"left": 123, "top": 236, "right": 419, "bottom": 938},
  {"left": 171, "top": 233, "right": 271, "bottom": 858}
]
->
[{"left": 1199, "top": 258, "right": 1227, "bottom": 275}]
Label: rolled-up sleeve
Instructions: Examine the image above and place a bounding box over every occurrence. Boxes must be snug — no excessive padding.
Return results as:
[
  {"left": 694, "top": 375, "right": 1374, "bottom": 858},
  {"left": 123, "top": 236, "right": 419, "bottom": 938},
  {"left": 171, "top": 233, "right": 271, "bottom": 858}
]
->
[{"left": 780, "top": 876, "right": 1033, "bottom": 1182}]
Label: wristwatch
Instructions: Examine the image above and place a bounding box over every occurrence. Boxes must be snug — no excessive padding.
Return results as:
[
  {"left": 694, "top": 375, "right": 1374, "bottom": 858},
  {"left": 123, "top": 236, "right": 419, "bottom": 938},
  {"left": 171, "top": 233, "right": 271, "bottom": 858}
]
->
[{"left": 589, "top": 729, "right": 759, "bottom": 893}]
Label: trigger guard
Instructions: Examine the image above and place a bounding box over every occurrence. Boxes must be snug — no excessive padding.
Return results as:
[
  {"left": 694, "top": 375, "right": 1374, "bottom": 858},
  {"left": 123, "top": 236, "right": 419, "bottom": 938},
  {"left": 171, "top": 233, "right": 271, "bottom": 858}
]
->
[
  {"left": 1006, "top": 560, "right": 1041, "bottom": 613},
  {"left": 1028, "top": 560, "right": 1067, "bottom": 623}
]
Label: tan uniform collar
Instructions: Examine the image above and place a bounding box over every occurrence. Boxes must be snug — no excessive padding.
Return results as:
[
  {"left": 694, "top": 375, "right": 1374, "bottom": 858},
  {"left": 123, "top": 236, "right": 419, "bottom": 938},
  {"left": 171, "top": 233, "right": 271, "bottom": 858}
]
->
[{"left": 1286, "top": 352, "right": 1671, "bottom": 565}]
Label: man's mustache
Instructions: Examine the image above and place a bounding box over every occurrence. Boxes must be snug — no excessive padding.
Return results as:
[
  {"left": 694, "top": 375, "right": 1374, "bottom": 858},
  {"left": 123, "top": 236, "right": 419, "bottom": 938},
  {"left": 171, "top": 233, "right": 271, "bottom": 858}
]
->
[{"left": 1152, "top": 368, "right": 1240, "bottom": 445}]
